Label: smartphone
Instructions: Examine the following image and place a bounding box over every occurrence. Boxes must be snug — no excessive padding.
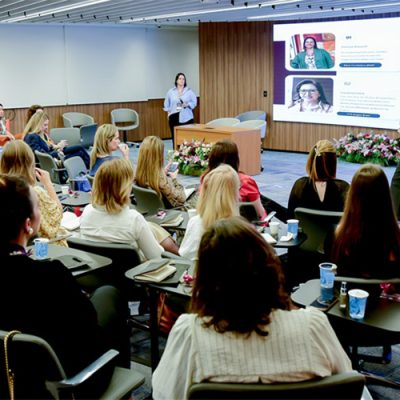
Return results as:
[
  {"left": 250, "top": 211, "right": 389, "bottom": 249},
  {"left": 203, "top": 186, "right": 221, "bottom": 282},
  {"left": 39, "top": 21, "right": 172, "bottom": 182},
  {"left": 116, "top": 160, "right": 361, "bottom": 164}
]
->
[
  {"left": 264, "top": 211, "right": 276, "bottom": 224},
  {"left": 168, "top": 162, "right": 179, "bottom": 173}
]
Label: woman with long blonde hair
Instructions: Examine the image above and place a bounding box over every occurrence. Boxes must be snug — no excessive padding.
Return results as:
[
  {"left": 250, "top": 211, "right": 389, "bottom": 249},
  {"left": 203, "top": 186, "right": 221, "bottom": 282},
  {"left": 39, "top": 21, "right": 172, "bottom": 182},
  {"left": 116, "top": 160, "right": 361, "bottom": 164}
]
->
[
  {"left": 89, "top": 124, "right": 129, "bottom": 176},
  {"left": 80, "top": 158, "right": 179, "bottom": 259},
  {"left": 287, "top": 139, "right": 349, "bottom": 218},
  {"left": 0, "top": 140, "right": 67, "bottom": 245},
  {"left": 135, "top": 135, "right": 186, "bottom": 208},
  {"left": 179, "top": 164, "right": 240, "bottom": 260},
  {"left": 23, "top": 111, "right": 90, "bottom": 168}
]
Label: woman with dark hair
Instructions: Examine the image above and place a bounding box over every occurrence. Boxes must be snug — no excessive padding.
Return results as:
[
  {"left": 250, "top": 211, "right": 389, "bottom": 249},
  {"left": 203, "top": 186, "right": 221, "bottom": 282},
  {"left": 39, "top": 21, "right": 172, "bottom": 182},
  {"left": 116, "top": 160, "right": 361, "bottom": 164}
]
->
[
  {"left": 163, "top": 72, "right": 197, "bottom": 148},
  {"left": 288, "top": 140, "right": 349, "bottom": 218},
  {"left": 200, "top": 140, "right": 267, "bottom": 220},
  {"left": 153, "top": 217, "right": 352, "bottom": 399},
  {"left": 332, "top": 164, "right": 400, "bottom": 278},
  {"left": 26, "top": 104, "right": 44, "bottom": 123},
  {"left": 0, "top": 174, "right": 130, "bottom": 398},
  {"left": 291, "top": 36, "right": 334, "bottom": 69},
  {"left": 289, "top": 79, "right": 332, "bottom": 113}
]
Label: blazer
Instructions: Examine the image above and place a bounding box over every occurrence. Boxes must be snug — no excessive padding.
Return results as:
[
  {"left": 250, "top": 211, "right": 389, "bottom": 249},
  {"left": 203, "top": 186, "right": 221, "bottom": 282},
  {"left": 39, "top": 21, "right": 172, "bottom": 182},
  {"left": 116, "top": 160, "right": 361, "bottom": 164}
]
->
[{"left": 24, "top": 132, "right": 59, "bottom": 158}]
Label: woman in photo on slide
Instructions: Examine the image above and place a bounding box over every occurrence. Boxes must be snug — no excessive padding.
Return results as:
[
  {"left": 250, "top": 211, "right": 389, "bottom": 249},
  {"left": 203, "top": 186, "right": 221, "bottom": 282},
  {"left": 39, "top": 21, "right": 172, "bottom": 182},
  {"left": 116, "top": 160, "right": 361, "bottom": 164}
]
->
[
  {"left": 164, "top": 72, "right": 197, "bottom": 148},
  {"left": 289, "top": 79, "right": 333, "bottom": 113},
  {"left": 291, "top": 36, "right": 334, "bottom": 70}
]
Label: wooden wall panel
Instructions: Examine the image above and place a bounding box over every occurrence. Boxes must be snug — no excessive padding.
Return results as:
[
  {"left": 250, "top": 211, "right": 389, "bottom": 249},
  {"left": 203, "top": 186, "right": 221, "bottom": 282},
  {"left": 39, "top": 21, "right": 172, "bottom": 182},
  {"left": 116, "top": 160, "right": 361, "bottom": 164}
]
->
[
  {"left": 199, "top": 22, "right": 398, "bottom": 153},
  {"left": 5, "top": 98, "right": 200, "bottom": 142}
]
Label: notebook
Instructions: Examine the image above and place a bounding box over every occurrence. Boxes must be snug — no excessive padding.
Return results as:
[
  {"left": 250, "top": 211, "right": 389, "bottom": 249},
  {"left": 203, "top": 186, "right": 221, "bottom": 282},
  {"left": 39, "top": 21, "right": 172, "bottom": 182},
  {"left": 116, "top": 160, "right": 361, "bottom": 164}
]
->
[
  {"left": 61, "top": 211, "right": 80, "bottom": 231},
  {"left": 146, "top": 210, "right": 184, "bottom": 227},
  {"left": 184, "top": 187, "right": 196, "bottom": 200},
  {"left": 134, "top": 264, "right": 177, "bottom": 283},
  {"left": 262, "top": 232, "right": 277, "bottom": 244}
]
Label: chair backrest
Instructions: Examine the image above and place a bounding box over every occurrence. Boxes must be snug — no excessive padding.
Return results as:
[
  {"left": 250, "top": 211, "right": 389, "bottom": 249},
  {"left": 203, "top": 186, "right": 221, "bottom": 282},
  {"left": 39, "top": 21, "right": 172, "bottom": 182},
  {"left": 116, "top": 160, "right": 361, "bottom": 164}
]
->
[
  {"left": 63, "top": 156, "right": 88, "bottom": 180},
  {"left": 206, "top": 117, "right": 240, "bottom": 127},
  {"left": 63, "top": 112, "right": 94, "bottom": 128},
  {"left": 50, "top": 127, "right": 81, "bottom": 146},
  {"left": 294, "top": 207, "right": 343, "bottom": 253},
  {"left": 132, "top": 184, "right": 165, "bottom": 214},
  {"left": 236, "top": 120, "right": 267, "bottom": 139},
  {"left": 79, "top": 123, "right": 98, "bottom": 148},
  {"left": 235, "top": 110, "right": 266, "bottom": 122},
  {"left": 188, "top": 371, "right": 365, "bottom": 399},
  {"left": 111, "top": 108, "right": 139, "bottom": 126},
  {"left": 239, "top": 201, "right": 260, "bottom": 223},
  {"left": 35, "top": 151, "right": 65, "bottom": 184}
]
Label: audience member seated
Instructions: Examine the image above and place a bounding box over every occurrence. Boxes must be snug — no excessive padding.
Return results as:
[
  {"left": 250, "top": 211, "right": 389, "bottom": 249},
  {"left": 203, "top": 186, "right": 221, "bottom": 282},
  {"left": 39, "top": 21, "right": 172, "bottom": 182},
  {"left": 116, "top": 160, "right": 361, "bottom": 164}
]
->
[
  {"left": 288, "top": 140, "right": 349, "bottom": 218},
  {"left": 0, "top": 140, "right": 68, "bottom": 246},
  {"left": 80, "top": 158, "right": 179, "bottom": 257},
  {"left": 23, "top": 111, "right": 90, "bottom": 169},
  {"left": 0, "top": 174, "right": 130, "bottom": 398},
  {"left": 26, "top": 103, "right": 44, "bottom": 123},
  {"left": 200, "top": 140, "right": 267, "bottom": 220},
  {"left": 152, "top": 217, "right": 352, "bottom": 400},
  {"left": 89, "top": 124, "right": 130, "bottom": 176},
  {"left": 179, "top": 164, "right": 240, "bottom": 260},
  {"left": 135, "top": 135, "right": 194, "bottom": 209},
  {"left": 331, "top": 164, "right": 400, "bottom": 280},
  {"left": 0, "top": 103, "right": 15, "bottom": 145}
]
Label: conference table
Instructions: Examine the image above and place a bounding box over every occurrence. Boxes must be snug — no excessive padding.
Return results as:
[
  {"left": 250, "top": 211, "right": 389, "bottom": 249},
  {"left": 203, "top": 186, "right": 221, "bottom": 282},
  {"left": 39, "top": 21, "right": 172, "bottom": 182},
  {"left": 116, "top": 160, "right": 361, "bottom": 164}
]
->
[
  {"left": 59, "top": 191, "right": 91, "bottom": 208},
  {"left": 174, "top": 124, "right": 261, "bottom": 175}
]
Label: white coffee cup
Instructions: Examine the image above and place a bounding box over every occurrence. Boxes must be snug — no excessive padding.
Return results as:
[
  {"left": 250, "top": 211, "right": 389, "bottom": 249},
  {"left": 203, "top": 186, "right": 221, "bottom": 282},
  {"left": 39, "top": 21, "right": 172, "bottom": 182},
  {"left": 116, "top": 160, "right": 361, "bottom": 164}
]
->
[
  {"left": 61, "top": 185, "right": 69, "bottom": 195},
  {"left": 269, "top": 221, "right": 280, "bottom": 236}
]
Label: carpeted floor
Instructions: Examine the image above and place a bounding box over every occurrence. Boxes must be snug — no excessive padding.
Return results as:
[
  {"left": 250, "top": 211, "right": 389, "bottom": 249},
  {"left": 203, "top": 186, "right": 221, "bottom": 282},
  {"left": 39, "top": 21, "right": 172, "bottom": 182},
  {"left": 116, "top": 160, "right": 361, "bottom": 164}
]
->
[{"left": 128, "top": 142, "right": 400, "bottom": 399}]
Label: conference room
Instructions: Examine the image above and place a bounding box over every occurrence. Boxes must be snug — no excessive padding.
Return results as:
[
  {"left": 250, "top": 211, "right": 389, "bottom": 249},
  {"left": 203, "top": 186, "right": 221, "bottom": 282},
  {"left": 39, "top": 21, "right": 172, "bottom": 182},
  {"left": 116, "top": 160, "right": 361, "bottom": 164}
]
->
[{"left": 1, "top": 1, "right": 400, "bottom": 399}]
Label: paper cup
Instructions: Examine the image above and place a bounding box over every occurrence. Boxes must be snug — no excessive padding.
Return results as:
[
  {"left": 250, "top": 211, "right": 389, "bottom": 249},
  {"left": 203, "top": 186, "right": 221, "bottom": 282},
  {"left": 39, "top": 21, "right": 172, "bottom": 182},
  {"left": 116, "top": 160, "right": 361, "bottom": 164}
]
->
[
  {"left": 348, "top": 289, "right": 369, "bottom": 319},
  {"left": 287, "top": 219, "right": 299, "bottom": 239},
  {"left": 269, "top": 221, "right": 280, "bottom": 236},
  {"left": 34, "top": 238, "right": 49, "bottom": 259},
  {"left": 319, "top": 262, "right": 336, "bottom": 303},
  {"left": 61, "top": 185, "right": 69, "bottom": 195}
]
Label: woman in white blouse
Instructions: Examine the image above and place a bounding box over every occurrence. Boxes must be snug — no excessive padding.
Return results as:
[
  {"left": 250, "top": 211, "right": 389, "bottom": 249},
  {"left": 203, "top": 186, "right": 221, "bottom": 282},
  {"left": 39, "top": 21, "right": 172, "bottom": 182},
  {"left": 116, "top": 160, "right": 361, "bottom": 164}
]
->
[{"left": 153, "top": 217, "right": 352, "bottom": 400}]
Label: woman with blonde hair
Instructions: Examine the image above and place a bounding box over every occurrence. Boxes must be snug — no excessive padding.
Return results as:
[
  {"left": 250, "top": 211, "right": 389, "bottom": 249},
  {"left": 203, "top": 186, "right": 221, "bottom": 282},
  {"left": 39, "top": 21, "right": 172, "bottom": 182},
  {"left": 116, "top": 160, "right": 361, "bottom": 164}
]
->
[
  {"left": 23, "top": 111, "right": 90, "bottom": 168},
  {"left": 0, "top": 140, "right": 67, "bottom": 245},
  {"left": 80, "top": 158, "right": 179, "bottom": 259},
  {"left": 89, "top": 124, "right": 129, "bottom": 176},
  {"left": 179, "top": 164, "right": 240, "bottom": 260},
  {"left": 332, "top": 164, "right": 400, "bottom": 279},
  {"left": 287, "top": 139, "right": 349, "bottom": 218},
  {"left": 135, "top": 135, "right": 186, "bottom": 208}
]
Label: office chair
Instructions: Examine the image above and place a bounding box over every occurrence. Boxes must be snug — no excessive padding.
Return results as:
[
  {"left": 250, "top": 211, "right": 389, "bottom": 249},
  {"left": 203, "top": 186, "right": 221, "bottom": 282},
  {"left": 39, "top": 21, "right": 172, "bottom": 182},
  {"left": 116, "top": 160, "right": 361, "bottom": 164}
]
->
[
  {"left": 50, "top": 127, "right": 81, "bottom": 146},
  {"left": 206, "top": 117, "right": 240, "bottom": 127},
  {"left": 63, "top": 112, "right": 94, "bottom": 128},
  {"left": 294, "top": 207, "right": 343, "bottom": 254},
  {"left": 235, "top": 110, "right": 266, "bottom": 122},
  {"left": 110, "top": 108, "right": 139, "bottom": 144},
  {"left": 132, "top": 184, "right": 165, "bottom": 214},
  {"left": 0, "top": 329, "right": 144, "bottom": 400},
  {"left": 236, "top": 119, "right": 267, "bottom": 140},
  {"left": 63, "top": 156, "right": 88, "bottom": 181},
  {"left": 35, "top": 151, "right": 67, "bottom": 184},
  {"left": 239, "top": 201, "right": 261, "bottom": 224},
  {"left": 188, "top": 371, "right": 365, "bottom": 400},
  {"left": 79, "top": 123, "right": 98, "bottom": 149}
]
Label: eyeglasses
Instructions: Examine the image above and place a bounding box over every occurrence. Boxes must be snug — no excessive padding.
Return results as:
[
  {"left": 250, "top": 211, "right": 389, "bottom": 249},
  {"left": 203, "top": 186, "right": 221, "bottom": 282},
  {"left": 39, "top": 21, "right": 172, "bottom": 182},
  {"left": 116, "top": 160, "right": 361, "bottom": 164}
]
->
[{"left": 300, "top": 89, "right": 317, "bottom": 94}]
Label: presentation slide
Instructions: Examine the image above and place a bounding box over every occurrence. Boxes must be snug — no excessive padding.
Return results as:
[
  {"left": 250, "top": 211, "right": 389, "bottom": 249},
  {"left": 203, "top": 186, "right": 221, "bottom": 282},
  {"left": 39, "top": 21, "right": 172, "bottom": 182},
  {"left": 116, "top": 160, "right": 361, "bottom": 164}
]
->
[{"left": 273, "top": 18, "right": 400, "bottom": 130}]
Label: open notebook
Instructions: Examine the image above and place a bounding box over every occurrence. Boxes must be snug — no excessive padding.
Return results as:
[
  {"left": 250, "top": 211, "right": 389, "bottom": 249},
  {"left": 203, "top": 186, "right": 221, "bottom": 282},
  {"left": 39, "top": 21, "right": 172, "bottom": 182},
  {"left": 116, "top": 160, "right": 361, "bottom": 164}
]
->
[{"left": 184, "top": 187, "right": 196, "bottom": 200}]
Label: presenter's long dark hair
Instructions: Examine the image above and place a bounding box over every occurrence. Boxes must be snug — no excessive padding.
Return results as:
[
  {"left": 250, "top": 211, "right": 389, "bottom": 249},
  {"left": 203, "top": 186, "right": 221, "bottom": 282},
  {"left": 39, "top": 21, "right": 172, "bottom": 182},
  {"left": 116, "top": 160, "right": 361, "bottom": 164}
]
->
[
  {"left": 174, "top": 72, "right": 187, "bottom": 87},
  {"left": 332, "top": 164, "right": 400, "bottom": 278},
  {"left": 191, "top": 217, "right": 290, "bottom": 336}
]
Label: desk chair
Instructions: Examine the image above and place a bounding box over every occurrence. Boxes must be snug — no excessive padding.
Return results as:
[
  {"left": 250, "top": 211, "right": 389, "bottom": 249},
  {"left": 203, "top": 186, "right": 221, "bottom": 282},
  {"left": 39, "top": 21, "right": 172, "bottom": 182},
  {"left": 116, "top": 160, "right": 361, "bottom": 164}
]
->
[
  {"left": 239, "top": 201, "right": 260, "bottom": 224},
  {"left": 63, "top": 156, "right": 88, "bottom": 181},
  {"left": 0, "top": 329, "right": 144, "bottom": 400},
  {"left": 111, "top": 108, "right": 139, "bottom": 144},
  {"left": 236, "top": 119, "right": 267, "bottom": 141},
  {"left": 206, "top": 117, "right": 240, "bottom": 127},
  {"left": 80, "top": 123, "right": 98, "bottom": 149},
  {"left": 35, "top": 151, "right": 67, "bottom": 184},
  {"left": 188, "top": 371, "right": 365, "bottom": 400},
  {"left": 63, "top": 112, "right": 94, "bottom": 128},
  {"left": 50, "top": 127, "right": 81, "bottom": 147},
  {"left": 132, "top": 184, "right": 165, "bottom": 214},
  {"left": 235, "top": 110, "right": 266, "bottom": 122}
]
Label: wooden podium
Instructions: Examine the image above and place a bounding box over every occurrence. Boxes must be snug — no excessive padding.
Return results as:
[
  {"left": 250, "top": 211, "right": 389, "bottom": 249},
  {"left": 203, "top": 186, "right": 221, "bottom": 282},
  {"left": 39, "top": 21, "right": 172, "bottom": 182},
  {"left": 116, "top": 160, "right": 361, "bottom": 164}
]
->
[{"left": 174, "top": 124, "right": 260, "bottom": 175}]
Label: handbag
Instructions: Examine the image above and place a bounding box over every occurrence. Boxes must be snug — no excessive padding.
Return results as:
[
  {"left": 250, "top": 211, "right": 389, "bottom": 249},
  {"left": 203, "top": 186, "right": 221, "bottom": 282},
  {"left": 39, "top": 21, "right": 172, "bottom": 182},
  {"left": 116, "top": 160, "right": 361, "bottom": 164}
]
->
[
  {"left": 157, "top": 293, "right": 181, "bottom": 335},
  {"left": 4, "top": 330, "right": 21, "bottom": 400},
  {"left": 71, "top": 172, "right": 92, "bottom": 192}
]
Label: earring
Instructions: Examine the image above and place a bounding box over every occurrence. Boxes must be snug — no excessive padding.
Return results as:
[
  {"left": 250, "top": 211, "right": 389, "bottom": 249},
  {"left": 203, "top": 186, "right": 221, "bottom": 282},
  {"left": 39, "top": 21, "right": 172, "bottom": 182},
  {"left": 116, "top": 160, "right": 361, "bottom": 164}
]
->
[{"left": 28, "top": 227, "right": 33, "bottom": 235}]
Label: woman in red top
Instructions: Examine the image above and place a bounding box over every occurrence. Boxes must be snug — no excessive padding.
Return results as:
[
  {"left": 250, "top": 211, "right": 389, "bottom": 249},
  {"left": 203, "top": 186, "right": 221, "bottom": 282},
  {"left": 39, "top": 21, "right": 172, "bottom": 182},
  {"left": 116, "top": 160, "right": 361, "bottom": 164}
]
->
[{"left": 200, "top": 140, "right": 267, "bottom": 220}]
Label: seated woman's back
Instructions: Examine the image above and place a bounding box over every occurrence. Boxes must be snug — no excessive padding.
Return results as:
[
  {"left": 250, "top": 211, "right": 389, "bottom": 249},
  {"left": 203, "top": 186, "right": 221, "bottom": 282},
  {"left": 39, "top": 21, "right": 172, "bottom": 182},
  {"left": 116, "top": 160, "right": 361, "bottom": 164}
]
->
[
  {"left": 80, "top": 158, "right": 163, "bottom": 260},
  {"left": 288, "top": 140, "right": 349, "bottom": 218},
  {"left": 153, "top": 218, "right": 352, "bottom": 400},
  {"left": 331, "top": 164, "right": 400, "bottom": 279}
]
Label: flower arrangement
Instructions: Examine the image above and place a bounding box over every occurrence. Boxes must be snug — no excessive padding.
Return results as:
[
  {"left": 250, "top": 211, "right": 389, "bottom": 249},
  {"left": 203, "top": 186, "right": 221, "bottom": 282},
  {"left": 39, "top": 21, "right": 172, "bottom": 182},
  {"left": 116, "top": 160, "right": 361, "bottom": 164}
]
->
[
  {"left": 335, "top": 132, "right": 400, "bottom": 166},
  {"left": 172, "top": 139, "right": 212, "bottom": 176}
]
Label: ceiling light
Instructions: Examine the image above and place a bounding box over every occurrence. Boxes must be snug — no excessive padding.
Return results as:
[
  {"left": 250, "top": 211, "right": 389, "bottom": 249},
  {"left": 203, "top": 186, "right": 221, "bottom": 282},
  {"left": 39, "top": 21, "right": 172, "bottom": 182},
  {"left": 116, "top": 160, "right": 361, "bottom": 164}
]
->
[
  {"left": 3, "top": 0, "right": 112, "bottom": 23},
  {"left": 120, "top": 0, "right": 299, "bottom": 23}
]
